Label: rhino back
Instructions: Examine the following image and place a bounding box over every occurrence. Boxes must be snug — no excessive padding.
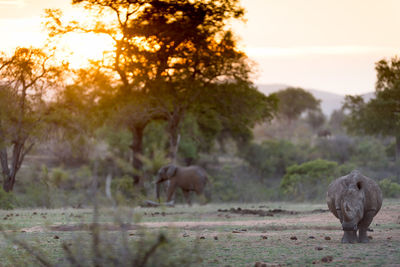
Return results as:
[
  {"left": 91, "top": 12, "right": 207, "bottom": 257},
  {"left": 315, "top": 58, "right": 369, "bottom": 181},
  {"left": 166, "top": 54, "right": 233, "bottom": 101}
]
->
[
  {"left": 327, "top": 171, "right": 382, "bottom": 217},
  {"left": 357, "top": 173, "right": 382, "bottom": 214}
]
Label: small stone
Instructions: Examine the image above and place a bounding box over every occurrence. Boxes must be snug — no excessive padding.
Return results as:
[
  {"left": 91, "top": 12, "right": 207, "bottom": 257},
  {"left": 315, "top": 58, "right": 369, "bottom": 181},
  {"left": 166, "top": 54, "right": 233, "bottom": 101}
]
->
[
  {"left": 261, "top": 235, "right": 268, "bottom": 239},
  {"left": 290, "top": 236, "right": 297, "bottom": 240},
  {"left": 129, "top": 233, "right": 134, "bottom": 236},
  {"left": 368, "top": 236, "right": 373, "bottom": 240},
  {"left": 308, "top": 236, "right": 315, "bottom": 239},
  {"left": 183, "top": 233, "right": 189, "bottom": 237},
  {"left": 33, "top": 212, "right": 37, "bottom": 215},
  {"left": 214, "top": 236, "right": 218, "bottom": 240},
  {"left": 324, "top": 236, "right": 331, "bottom": 240},
  {"left": 199, "top": 236, "right": 205, "bottom": 239},
  {"left": 232, "top": 230, "right": 242, "bottom": 233},
  {"left": 387, "top": 236, "right": 392, "bottom": 240},
  {"left": 53, "top": 235, "right": 60, "bottom": 239},
  {"left": 315, "top": 246, "right": 323, "bottom": 250}
]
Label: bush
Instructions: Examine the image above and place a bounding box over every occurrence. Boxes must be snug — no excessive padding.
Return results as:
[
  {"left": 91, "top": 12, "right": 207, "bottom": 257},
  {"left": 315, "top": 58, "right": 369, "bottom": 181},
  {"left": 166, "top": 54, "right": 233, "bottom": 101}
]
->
[
  {"left": 0, "top": 187, "right": 16, "bottom": 210},
  {"left": 50, "top": 167, "right": 70, "bottom": 189},
  {"left": 241, "top": 140, "right": 307, "bottom": 178},
  {"left": 207, "top": 163, "right": 276, "bottom": 202},
  {"left": 313, "top": 135, "right": 355, "bottom": 163},
  {"left": 350, "top": 139, "right": 390, "bottom": 169},
  {"left": 111, "top": 175, "right": 137, "bottom": 202},
  {"left": 379, "top": 178, "right": 400, "bottom": 198},
  {"left": 280, "top": 159, "right": 354, "bottom": 201}
]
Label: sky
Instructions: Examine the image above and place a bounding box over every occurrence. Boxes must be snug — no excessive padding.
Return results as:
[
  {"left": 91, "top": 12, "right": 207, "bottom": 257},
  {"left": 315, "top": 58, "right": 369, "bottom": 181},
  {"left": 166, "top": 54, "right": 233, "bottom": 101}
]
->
[{"left": 1, "top": 0, "right": 399, "bottom": 95}]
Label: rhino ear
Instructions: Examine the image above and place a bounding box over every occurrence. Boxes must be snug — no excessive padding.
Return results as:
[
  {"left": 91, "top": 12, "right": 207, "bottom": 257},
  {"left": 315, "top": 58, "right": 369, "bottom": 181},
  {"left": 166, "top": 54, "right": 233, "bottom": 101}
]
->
[{"left": 356, "top": 181, "right": 362, "bottom": 190}]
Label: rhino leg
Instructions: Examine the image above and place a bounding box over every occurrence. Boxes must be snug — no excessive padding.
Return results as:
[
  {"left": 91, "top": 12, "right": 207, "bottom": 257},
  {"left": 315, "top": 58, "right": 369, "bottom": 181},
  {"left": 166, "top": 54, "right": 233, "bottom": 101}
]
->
[
  {"left": 358, "top": 211, "right": 375, "bottom": 243},
  {"left": 342, "top": 230, "right": 358, "bottom": 244}
]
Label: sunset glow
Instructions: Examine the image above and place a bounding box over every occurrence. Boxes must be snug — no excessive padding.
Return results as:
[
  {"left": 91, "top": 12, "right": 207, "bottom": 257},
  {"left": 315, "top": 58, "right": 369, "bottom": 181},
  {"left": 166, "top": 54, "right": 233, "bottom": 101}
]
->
[{"left": 1, "top": 0, "right": 400, "bottom": 94}]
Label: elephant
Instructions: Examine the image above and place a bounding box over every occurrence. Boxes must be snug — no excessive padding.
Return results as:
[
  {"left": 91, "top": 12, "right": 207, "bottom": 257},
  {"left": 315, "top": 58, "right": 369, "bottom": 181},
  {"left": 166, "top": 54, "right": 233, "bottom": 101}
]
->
[
  {"left": 326, "top": 170, "right": 382, "bottom": 243},
  {"left": 155, "top": 164, "right": 209, "bottom": 206}
]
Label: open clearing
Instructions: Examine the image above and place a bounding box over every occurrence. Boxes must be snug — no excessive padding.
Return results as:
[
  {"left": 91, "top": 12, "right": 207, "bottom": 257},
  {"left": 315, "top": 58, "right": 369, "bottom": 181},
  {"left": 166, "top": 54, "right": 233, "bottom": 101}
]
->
[{"left": 1, "top": 200, "right": 400, "bottom": 266}]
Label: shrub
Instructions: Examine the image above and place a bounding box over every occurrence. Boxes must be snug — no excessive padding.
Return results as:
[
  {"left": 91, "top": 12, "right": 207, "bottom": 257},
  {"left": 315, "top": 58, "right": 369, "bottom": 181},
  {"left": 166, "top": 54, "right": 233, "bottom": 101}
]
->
[
  {"left": 350, "top": 139, "right": 390, "bottom": 169},
  {"left": 0, "top": 187, "right": 16, "bottom": 210},
  {"left": 50, "top": 167, "right": 70, "bottom": 189},
  {"left": 313, "top": 135, "right": 355, "bottom": 163},
  {"left": 280, "top": 159, "right": 354, "bottom": 201},
  {"left": 111, "top": 175, "right": 137, "bottom": 202},
  {"left": 379, "top": 178, "right": 400, "bottom": 198},
  {"left": 241, "top": 140, "right": 307, "bottom": 178}
]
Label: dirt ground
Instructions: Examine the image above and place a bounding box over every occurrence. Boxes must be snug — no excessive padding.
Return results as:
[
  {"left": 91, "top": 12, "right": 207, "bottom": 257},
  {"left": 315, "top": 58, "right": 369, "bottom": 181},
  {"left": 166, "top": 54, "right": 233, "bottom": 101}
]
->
[{"left": 6, "top": 201, "right": 400, "bottom": 266}]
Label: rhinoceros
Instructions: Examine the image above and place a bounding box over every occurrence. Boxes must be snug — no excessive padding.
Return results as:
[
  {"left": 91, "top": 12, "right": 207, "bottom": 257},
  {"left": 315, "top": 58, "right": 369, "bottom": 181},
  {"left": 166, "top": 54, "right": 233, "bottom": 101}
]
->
[{"left": 326, "top": 170, "right": 382, "bottom": 243}]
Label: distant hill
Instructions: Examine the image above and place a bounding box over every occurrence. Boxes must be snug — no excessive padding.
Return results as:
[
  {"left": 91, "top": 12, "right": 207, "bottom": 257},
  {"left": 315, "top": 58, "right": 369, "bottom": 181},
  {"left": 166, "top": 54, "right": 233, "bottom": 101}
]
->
[{"left": 256, "top": 84, "right": 374, "bottom": 116}]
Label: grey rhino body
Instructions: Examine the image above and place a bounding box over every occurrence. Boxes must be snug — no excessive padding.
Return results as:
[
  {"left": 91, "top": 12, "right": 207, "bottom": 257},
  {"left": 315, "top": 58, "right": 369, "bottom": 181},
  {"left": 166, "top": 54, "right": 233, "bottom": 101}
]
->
[
  {"left": 326, "top": 170, "right": 382, "bottom": 243},
  {"left": 156, "top": 165, "right": 208, "bottom": 205}
]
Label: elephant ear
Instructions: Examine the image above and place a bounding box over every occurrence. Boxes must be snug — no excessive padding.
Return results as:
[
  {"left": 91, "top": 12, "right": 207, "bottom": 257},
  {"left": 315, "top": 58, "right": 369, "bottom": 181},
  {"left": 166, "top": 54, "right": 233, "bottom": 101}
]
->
[{"left": 166, "top": 165, "right": 177, "bottom": 178}]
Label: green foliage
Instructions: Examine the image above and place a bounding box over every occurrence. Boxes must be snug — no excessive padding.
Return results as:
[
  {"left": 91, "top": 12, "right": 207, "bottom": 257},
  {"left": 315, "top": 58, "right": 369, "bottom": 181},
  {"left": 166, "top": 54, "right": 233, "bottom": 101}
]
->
[
  {"left": 0, "top": 187, "right": 16, "bottom": 210},
  {"left": 350, "top": 139, "right": 390, "bottom": 169},
  {"left": 111, "top": 175, "right": 136, "bottom": 202},
  {"left": 242, "top": 140, "right": 307, "bottom": 178},
  {"left": 208, "top": 165, "right": 240, "bottom": 202},
  {"left": 207, "top": 163, "right": 277, "bottom": 202},
  {"left": 280, "top": 159, "right": 353, "bottom": 201},
  {"left": 206, "top": 82, "right": 278, "bottom": 146},
  {"left": 50, "top": 167, "right": 70, "bottom": 188},
  {"left": 305, "top": 109, "right": 326, "bottom": 131},
  {"left": 312, "top": 135, "right": 355, "bottom": 163},
  {"left": 379, "top": 178, "right": 400, "bottom": 198},
  {"left": 328, "top": 109, "right": 346, "bottom": 134},
  {"left": 97, "top": 126, "right": 132, "bottom": 160},
  {"left": 275, "top": 87, "right": 321, "bottom": 124},
  {"left": 343, "top": 56, "right": 400, "bottom": 161}
]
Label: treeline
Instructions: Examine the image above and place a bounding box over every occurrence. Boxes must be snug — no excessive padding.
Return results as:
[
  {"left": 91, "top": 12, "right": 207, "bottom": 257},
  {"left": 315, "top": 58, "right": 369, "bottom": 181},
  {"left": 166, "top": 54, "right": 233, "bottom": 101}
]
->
[{"left": 0, "top": 0, "right": 400, "bottom": 209}]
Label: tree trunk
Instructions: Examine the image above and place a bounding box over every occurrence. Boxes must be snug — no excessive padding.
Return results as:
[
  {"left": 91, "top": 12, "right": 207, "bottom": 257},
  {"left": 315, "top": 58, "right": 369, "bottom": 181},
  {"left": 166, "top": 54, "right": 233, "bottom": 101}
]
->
[
  {"left": 1, "top": 142, "right": 25, "bottom": 192},
  {"left": 130, "top": 125, "right": 144, "bottom": 185},
  {"left": 167, "top": 110, "right": 182, "bottom": 164},
  {"left": 1, "top": 147, "right": 13, "bottom": 192}
]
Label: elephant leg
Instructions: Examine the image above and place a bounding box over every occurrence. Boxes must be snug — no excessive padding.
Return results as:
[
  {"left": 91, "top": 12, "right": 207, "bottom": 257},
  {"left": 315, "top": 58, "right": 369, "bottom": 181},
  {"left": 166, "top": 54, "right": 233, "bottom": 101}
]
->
[
  {"left": 358, "top": 211, "right": 375, "bottom": 243},
  {"left": 182, "top": 190, "right": 191, "bottom": 206},
  {"left": 166, "top": 183, "right": 176, "bottom": 204},
  {"left": 341, "top": 230, "right": 357, "bottom": 243}
]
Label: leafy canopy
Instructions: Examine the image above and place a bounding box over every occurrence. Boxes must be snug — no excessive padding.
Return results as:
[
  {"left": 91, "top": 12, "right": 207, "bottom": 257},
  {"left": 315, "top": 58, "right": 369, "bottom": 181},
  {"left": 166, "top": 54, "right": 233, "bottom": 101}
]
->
[{"left": 275, "top": 87, "right": 320, "bottom": 123}]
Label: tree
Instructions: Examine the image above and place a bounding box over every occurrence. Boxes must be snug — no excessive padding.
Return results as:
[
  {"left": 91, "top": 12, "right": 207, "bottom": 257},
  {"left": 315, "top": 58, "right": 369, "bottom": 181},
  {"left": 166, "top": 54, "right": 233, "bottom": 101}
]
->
[
  {"left": 305, "top": 109, "right": 326, "bottom": 132},
  {"left": 275, "top": 87, "right": 321, "bottom": 125},
  {"left": 45, "top": 0, "right": 270, "bottom": 184},
  {"left": 343, "top": 56, "right": 400, "bottom": 161},
  {"left": 0, "top": 47, "right": 64, "bottom": 192},
  {"left": 207, "top": 82, "right": 277, "bottom": 149}
]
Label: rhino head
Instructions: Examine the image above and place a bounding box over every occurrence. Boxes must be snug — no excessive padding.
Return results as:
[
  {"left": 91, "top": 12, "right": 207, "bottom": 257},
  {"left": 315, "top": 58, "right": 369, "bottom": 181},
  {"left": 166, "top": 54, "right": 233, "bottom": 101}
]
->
[{"left": 340, "top": 181, "right": 365, "bottom": 231}]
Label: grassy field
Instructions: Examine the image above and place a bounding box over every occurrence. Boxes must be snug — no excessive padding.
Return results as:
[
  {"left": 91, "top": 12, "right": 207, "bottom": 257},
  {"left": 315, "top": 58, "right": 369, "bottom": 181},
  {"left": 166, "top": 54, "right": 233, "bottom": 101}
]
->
[{"left": 1, "top": 200, "right": 399, "bottom": 266}]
